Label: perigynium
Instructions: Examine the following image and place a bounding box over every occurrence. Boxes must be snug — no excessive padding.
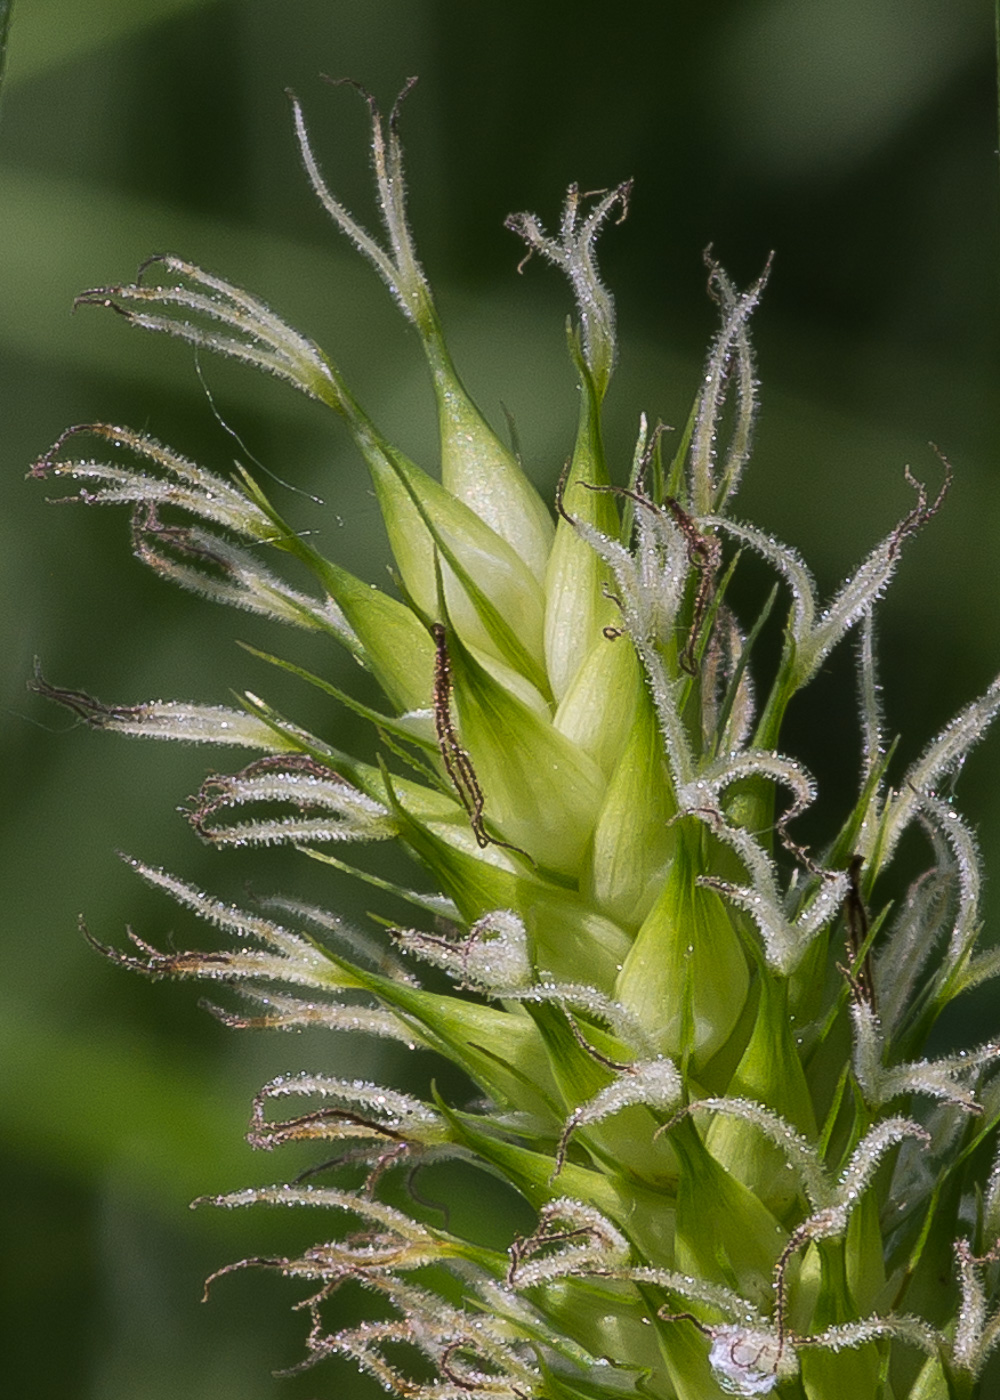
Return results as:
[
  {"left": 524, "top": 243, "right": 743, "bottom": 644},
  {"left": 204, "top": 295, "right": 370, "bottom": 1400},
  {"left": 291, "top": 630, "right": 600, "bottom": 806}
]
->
[{"left": 30, "top": 81, "right": 1000, "bottom": 1400}]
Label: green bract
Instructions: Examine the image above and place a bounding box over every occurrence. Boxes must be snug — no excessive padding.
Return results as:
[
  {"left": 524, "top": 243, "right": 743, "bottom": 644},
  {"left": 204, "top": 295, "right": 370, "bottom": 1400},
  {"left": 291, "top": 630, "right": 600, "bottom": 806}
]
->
[{"left": 33, "top": 83, "right": 1000, "bottom": 1400}]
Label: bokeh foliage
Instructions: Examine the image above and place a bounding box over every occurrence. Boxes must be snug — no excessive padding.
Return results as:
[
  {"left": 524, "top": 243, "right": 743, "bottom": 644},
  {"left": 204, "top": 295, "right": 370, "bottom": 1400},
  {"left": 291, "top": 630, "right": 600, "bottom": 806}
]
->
[{"left": 1, "top": 2, "right": 998, "bottom": 1397}]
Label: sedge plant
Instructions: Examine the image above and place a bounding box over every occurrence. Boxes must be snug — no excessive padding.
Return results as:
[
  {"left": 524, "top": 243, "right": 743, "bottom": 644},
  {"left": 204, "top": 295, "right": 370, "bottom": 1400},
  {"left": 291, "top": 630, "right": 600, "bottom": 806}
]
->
[{"left": 30, "top": 81, "right": 1000, "bottom": 1400}]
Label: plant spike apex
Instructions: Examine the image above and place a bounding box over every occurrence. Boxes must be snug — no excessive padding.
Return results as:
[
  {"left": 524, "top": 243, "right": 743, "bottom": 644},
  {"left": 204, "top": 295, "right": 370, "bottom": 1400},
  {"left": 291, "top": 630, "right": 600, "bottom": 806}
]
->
[{"left": 292, "top": 80, "right": 556, "bottom": 582}]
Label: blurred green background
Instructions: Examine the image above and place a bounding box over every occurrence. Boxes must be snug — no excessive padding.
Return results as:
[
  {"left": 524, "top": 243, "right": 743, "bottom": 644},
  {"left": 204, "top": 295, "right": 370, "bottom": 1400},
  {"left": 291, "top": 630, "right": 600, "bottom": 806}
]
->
[{"left": 2, "top": 2, "right": 998, "bottom": 1396}]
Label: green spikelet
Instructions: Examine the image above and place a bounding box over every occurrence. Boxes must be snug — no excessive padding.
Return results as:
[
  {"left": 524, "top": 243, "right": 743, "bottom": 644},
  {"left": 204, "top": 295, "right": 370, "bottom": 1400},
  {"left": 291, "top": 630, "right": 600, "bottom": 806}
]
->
[{"left": 34, "top": 83, "right": 1000, "bottom": 1400}]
